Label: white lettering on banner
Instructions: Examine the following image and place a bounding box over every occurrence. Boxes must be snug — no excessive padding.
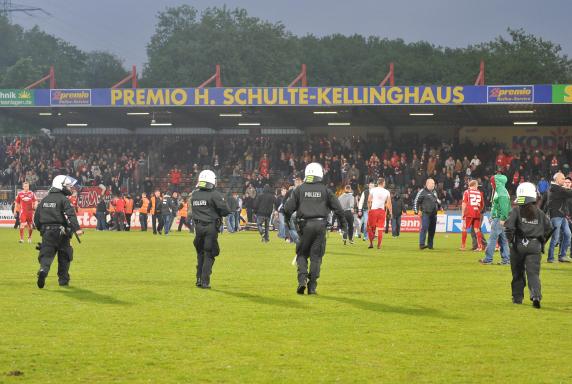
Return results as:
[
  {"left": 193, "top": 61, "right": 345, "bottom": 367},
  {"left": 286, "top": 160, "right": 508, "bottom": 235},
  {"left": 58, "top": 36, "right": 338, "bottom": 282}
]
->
[{"left": 446, "top": 213, "right": 491, "bottom": 234}]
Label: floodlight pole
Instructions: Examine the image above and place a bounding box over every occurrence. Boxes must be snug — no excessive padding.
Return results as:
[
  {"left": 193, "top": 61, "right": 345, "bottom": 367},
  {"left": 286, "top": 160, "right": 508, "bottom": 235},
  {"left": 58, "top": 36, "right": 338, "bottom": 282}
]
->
[
  {"left": 288, "top": 64, "right": 307, "bottom": 87},
  {"left": 379, "top": 62, "right": 395, "bottom": 86},
  {"left": 474, "top": 60, "right": 485, "bottom": 86},
  {"left": 198, "top": 64, "right": 222, "bottom": 88},
  {"left": 112, "top": 65, "right": 138, "bottom": 88},
  {"left": 25, "top": 65, "right": 56, "bottom": 89}
]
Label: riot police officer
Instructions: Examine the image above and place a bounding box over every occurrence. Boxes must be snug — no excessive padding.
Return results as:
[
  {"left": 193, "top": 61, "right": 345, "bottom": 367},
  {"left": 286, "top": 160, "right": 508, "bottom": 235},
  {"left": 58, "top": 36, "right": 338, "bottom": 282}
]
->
[
  {"left": 504, "top": 182, "right": 553, "bottom": 309},
  {"left": 284, "top": 163, "right": 347, "bottom": 295},
  {"left": 190, "top": 170, "right": 230, "bottom": 289},
  {"left": 33, "top": 175, "right": 83, "bottom": 289}
]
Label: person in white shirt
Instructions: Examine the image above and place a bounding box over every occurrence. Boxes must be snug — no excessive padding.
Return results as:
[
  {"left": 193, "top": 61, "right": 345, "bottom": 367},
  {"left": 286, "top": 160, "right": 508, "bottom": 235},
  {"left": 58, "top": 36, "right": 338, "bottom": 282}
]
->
[
  {"left": 367, "top": 177, "right": 392, "bottom": 249},
  {"left": 358, "top": 182, "right": 375, "bottom": 242}
]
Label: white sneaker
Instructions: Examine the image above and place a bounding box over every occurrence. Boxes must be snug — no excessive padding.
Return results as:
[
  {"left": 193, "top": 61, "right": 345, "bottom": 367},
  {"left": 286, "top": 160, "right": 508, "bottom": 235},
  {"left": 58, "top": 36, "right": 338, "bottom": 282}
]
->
[
  {"left": 27, "top": 238, "right": 32, "bottom": 244},
  {"left": 19, "top": 239, "right": 24, "bottom": 244}
]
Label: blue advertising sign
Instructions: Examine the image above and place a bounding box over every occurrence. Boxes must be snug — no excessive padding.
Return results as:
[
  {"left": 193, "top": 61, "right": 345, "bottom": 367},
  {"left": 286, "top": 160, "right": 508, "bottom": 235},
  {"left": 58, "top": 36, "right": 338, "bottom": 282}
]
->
[
  {"left": 22, "top": 84, "right": 555, "bottom": 108},
  {"left": 487, "top": 85, "right": 534, "bottom": 104},
  {"left": 50, "top": 89, "right": 92, "bottom": 106}
]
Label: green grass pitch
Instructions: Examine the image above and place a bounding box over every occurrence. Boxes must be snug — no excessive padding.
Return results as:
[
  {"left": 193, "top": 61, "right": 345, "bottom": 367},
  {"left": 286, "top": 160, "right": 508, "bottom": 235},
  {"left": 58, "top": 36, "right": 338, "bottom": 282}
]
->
[{"left": 1, "top": 228, "right": 572, "bottom": 383}]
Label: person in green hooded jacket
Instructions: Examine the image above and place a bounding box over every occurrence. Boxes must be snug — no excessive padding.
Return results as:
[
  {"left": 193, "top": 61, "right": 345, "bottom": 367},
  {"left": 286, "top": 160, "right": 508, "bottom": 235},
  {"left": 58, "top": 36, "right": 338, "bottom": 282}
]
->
[{"left": 480, "top": 173, "right": 511, "bottom": 265}]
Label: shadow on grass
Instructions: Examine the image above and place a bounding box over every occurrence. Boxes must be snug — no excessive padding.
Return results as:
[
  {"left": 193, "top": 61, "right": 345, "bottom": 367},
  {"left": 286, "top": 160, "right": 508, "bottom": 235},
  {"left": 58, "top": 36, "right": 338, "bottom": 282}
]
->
[
  {"left": 318, "top": 295, "right": 460, "bottom": 319},
  {"left": 214, "top": 289, "right": 309, "bottom": 310},
  {"left": 52, "top": 286, "right": 130, "bottom": 306}
]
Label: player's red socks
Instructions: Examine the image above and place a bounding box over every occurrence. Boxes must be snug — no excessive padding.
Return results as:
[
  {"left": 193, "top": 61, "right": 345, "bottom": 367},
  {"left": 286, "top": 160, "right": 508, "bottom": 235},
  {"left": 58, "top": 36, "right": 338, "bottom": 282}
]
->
[
  {"left": 368, "top": 227, "right": 375, "bottom": 246},
  {"left": 28, "top": 227, "right": 33, "bottom": 239},
  {"left": 377, "top": 229, "right": 383, "bottom": 248},
  {"left": 461, "top": 230, "right": 467, "bottom": 248},
  {"left": 19, "top": 228, "right": 24, "bottom": 240},
  {"left": 477, "top": 232, "right": 483, "bottom": 249}
]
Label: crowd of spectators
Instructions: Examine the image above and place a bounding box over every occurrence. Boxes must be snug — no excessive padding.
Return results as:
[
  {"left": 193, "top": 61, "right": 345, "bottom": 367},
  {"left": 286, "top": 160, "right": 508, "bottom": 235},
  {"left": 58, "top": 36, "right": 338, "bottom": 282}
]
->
[{"left": 1, "top": 134, "right": 571, "bottom": 211}]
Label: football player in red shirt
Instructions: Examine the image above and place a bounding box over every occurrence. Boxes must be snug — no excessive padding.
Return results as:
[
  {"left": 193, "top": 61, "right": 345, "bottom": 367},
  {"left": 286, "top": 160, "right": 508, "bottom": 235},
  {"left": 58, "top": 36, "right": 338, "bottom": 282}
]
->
[
  {"left": 461, "top": 180, "right": 484, "bottom": 251},
  {"left": 15, "top": 182, "right": 37, "bottom": 243}
]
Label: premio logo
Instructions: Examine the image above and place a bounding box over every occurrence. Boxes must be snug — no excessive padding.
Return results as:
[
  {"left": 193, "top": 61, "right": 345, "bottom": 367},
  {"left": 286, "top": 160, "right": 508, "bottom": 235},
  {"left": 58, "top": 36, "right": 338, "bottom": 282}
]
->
[
  {"left": 487, "top": 85, "right": 533, "bottom": 103},
  {"left": 50, "top": 89, "right": 92, "bottom": 105}
]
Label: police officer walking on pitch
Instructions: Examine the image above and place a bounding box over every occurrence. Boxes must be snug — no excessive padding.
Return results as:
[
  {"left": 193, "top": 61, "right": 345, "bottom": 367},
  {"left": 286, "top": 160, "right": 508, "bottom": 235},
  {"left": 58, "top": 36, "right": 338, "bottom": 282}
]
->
[
  {"left": 504, "top": 182, "right": 553, "bottom": 309},
  {"left": 34, "top": 175, "right": 83, "bottom": 289},
  {"left": 284, "top": 163, "right": 347, "bottom": 295},
  {"left": 190, "top": 170, "right": 230, "bottom": 289}
]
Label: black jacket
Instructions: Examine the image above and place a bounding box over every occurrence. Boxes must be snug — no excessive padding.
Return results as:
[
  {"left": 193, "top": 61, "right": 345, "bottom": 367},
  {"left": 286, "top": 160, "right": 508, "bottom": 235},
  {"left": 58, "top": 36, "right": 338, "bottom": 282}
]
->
[
  {"left": 227, "top": 195, "right": 239, "bottom": 211},
  {"left": 505, "top": 206, "right": 553, "bottom": 244},
  {"left": 546, "top": 183, "right": 572, "bottom": 218},
  {"left": 96, "top": 200, "right": 107, "bottom": 214},
  {"left": 33, "top": 189, "right": 80, "bottom": 231},
  {"left": 190, "top": 188, "right": 230, "bottom": 223},
  {"left": 413, "top": 188, "right": 441, "bottom": 215},
  {"left": 254, "top": 185, "right": 275, "bottom": 217},
  {"left": 284, "top": 181, "right": 346, "bottom": 227},
  {"left": 392, "top": 195, "right": 406, "bottom": 216}
]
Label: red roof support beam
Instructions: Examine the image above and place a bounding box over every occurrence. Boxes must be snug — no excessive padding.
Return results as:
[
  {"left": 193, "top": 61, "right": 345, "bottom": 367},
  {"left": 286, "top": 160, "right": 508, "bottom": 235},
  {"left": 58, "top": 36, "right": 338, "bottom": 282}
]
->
[
  {"left": 112, "top": 65, "right": 138, "bottom": 89},
  {"left": 474, "top": 59, "right": 485, "bottom": 86},
  {"left": 198, "top": 64, "right": 222, "bottom": 88},
  {"left": 288, "top": 64, "right": 307, "bottom": 87},
  {"left": 379, "top": 62, "right": 395, "bottom": 86},
  {"left": 25, "top": 65, "right": 56, "bottom": 89}
]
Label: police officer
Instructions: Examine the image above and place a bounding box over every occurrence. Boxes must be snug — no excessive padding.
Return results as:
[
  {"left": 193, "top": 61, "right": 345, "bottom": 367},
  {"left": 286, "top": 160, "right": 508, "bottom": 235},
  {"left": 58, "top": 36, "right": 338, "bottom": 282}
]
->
[
  {"left": 34, "top": 175, "right": 83, "bottom": 289},
  {"left": 190, "top": 170, "right": 230, "bottom": 289},
  {"left": 504, "top": 182, "right": 553, "bottom": 309},
  {"left": 284, "top": 163, "right": 347, "bottom": 295}
]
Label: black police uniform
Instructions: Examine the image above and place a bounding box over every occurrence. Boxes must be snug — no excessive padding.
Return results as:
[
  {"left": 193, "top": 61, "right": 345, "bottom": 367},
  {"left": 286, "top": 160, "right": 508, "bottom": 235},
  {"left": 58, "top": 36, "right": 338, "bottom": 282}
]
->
[
  {"left": 504, "top": 205, "right": 553, "bottom": 306},
  {"left": 284, "top": 179, "right": 347, "bottom": 294},
  {"left": 190, "top": 186, "right": 230, "bottom": 288},
  {"left": 33, "top": 189, "right": 81, "bottom": 288}
]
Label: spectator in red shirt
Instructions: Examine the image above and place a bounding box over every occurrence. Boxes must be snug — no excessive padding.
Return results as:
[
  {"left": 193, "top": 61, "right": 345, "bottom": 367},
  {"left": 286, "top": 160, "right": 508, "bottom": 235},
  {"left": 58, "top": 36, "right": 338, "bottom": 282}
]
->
[
  {"left": 496, "top": 150, "right": 506, "bottom": 169},
  {"left": 111, "top": 194, "right": 126, "bottom": 231},
  {"left": 170, "top": 167, "right": 182, "bottom": 191},
  {"left": 259, "top": 154, "right": 270, "bottom": 179}
]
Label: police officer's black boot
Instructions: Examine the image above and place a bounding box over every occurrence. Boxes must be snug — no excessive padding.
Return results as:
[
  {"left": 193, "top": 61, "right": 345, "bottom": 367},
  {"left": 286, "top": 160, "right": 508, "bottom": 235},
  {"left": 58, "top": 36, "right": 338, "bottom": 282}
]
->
[
  {"left": 37, "top": 269, "right": 47, "bottom": 289},
  {"left": 532, "top": 299, "right": 541, "bottom": 309},
  {"left": 308, "top": 281, "right": 317, "bottom": 295}
]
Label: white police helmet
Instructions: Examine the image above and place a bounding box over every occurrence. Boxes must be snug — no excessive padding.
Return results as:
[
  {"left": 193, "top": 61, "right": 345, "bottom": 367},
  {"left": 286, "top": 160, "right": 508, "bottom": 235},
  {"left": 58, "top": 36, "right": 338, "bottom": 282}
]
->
[
  {"left": 197, "top": 170, "right": 217, "bottom": 189},
  {"left": 515, "top": 182, "right": 537, "bottom": 205},
  {"left": 52, "top": 175, "right": 78, "bottom": 196},
  {"left": 304, "top": 162, "right": 324, "bottom": 183}
]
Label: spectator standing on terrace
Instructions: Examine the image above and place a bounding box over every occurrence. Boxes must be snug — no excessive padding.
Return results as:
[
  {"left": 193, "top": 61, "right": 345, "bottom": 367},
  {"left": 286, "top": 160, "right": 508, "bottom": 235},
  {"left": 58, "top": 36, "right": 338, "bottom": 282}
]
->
[{"left": 170, "top": 166, "right": 182, "bottom": 192}]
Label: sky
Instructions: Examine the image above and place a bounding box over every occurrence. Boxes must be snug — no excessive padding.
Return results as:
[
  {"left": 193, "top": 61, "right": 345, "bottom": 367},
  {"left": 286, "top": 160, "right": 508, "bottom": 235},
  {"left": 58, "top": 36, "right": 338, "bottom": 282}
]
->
[{"left": 10, "top": 0, "right": 572, "bottom": 71}]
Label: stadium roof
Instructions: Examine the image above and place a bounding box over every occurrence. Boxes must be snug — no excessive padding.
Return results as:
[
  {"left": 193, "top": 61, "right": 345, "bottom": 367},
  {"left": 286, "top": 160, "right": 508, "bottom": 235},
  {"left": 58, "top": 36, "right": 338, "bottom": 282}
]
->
[{"left": 0, "top": 85, "right": 571, "bottom": 131}]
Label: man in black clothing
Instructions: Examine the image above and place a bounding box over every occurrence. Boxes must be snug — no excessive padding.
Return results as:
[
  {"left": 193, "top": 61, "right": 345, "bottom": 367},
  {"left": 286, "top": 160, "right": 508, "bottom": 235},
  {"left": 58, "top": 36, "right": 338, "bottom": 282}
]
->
[
  {"left": 546, "top": 172, "right": 572, "bottom": 262},
  {"left": 284, "top": 163, "right": 347, "bottom": 295},
  {"left": 254, "top": 184, "right": 275, "bottom": 242},
  {"left": 34, "top": 175, "right": 83, "bottom": 289},
  {"left": 391, "top": 192, "right": 406, "bottom": 237},
  {"left": 191, "top": 170, "right": 230, "bottom": 289},
  {"left": 505, "top": 182, "right": 553, "bottom": 308},
  {"left": 414, "top": 178, "right": 441, "bottom": 250}
]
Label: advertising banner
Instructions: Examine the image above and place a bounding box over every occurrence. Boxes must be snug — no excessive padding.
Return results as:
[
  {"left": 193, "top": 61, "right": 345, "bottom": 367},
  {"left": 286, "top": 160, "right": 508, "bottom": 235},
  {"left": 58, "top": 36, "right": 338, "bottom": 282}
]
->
[
  {"left": 0, "top": 200, "right": 15, "bottom": 226},
  {"left": 77, "top": 186, "right": 110, "bottom": 209},
  {"left": 50, "top": 89, "right": 92, "bottom": 106},
  {"left": 446, "top": 213, "right": 491, "bottom": 234},
  {"left": 0, "top": 89, "right": 34, "bottom": 106},
  {"left": 460, "top": 126, "right": 572, "bottom": 151},
  {"left": 0, "top": 84, "right": 556, "bottom": 107},
  {"left": 487, "top": 85, "right": 534, "bottom": 103},
  {"left": 552, "top": 85, "right": 572, "bottom": 103}
]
